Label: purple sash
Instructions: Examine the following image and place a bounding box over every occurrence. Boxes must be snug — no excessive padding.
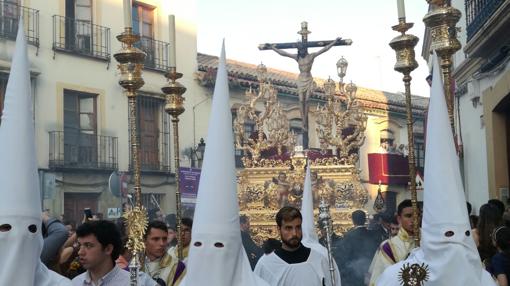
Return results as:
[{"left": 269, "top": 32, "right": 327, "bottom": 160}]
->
[
  {"left": 172, "top": 261, "right": 186, "bottom": 285},
  {"left": 381, "top": 242, "right": 397, "bottom": 264}
]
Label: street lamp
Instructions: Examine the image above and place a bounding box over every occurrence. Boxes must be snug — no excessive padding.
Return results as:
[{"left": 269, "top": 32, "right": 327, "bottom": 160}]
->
[
  {"left": 189, "top": 138, "right": 206, "bottom": 168},
  {"left": 336, "top": 56, "right": 348, "bottom": 93},
  {"left": 196, "top": 138, "right": 206, "bottom": 168}
]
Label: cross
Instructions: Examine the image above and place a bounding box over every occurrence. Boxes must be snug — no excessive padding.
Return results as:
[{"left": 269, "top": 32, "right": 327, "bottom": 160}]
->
[
  {"left": 258, "top": 21, "right": 352, "bottom": 54},
  {"left": 258, "top": 22, "right": 352, "bottom": 149}
]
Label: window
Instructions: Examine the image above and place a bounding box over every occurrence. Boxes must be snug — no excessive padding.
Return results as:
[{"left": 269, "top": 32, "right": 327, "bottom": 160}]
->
[
  {"left": 414, "top": 134, "right": 425, "bottom": 170},
  {"left": 0, "top": 0, "right": 20, "bottom": 38},
  {"left": 0, "top": 74, "right": 8, "bottom": 125},
  {"left": 63, "top": 89, "right": 97, "bottom": 166},
  {"left": 132, "top": 3, "right": 154, "bottom": 39},
  {"left": 141, "top": 193, "right": 163, "bottom": 212},
  {"left": 290, "top": 119, "right": 303, "bottom": 147},
  {"left": 64, "top": 0, "right": 92, "bottom": 52},
  {"left": 130, "top": 95, "right": 171, "bottom": 172},
  {"left": 74, "top": 0, "right": 93, "bottom": 53},
  {"left": 132, "top": 3, "right": 157, "bottom": 68}
]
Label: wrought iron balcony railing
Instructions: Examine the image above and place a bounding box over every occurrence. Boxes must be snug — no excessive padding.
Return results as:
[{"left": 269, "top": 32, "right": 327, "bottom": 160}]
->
[
  {"left": 466, "top": 0, "right": 505, "bottom": 41},
  {"left": 49, "top": 131, "right": 118, "bottom": 171},
  {"left": 52, "top": 15, "right": 110, "bottom": 61},
  {"left": 0, "top": 1, "right": 39, "bottom": 47},
  {"left": 134, "top": 37, "right": 170, "bottom": 72}
]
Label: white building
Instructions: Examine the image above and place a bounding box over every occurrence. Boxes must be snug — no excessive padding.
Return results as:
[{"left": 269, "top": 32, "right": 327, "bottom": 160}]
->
[{"left": 0, "top": 0, "right": 209, "bottom": 223}]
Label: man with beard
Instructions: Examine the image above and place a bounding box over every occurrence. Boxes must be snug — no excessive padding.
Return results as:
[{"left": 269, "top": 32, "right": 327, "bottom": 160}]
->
[{"left": 255, "top": 206, "right": 334, "bottom": 286}]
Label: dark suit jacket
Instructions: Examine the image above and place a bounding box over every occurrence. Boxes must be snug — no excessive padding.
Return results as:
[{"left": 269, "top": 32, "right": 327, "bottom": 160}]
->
[{"left": 241, "top": 230, "right": 263, "bottom": 270}]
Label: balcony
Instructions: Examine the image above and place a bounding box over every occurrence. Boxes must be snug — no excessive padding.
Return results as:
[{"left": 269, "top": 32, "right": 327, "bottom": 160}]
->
[
  {"left": 134, "top": 37, "right": 170, "bottom": 72},
  {"left": 0, "top": 1, "right": 39, "bottom": 47},
  {"left": 52, "top": 15, "right": 110, "bottom": 62},
  {"left": 49, "top": 131, "right": 118, "bottom": 171},
  {"left": 367, "top": 153, "right": 410, "bottom": 185},
  {"left": 466, "top": 0, "right": 506, "bottom": 41}
]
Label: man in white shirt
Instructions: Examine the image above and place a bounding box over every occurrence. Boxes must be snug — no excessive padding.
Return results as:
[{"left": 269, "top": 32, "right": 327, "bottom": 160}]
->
[
  {"left": 255, "top": 206, "right": 334, "bottom": 286},
  {"left": 72, "top": 220, "right": 156, "bottom": 286}
]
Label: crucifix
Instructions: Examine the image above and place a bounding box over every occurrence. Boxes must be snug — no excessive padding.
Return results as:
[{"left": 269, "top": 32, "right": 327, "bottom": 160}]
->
[{"left": 259, "top": 22, "right": 352, "bottom": 149}]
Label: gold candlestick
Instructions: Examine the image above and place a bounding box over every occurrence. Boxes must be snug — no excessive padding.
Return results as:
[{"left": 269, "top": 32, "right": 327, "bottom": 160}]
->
[
  {"left": 389, "top": 19, "right": 420, "bottom": 246},
  {"left": 423, "top": 0, "right": 462, "bottom": 137},
  {"left": 114, "top": 27, "right": 148, "bottom": 285},
  {"left": 162, "top": 67, "right": 186, "bottom": 260}
]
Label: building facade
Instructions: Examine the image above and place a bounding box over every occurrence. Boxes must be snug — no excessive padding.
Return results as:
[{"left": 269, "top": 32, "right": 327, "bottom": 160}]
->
[
  {"left": 0, "top": 0, "right": 428, "bottom": 222},
  {"left": 0, "top": 0, "right": 208, "bottom": 223},
  {"left": 422, "top": 0, "right": 509, "bottom": 212}
]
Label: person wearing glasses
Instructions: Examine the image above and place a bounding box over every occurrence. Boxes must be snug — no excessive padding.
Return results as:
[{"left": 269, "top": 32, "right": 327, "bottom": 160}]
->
[{"left": 167, "top": 218, "right": 193, "bottom": 266}]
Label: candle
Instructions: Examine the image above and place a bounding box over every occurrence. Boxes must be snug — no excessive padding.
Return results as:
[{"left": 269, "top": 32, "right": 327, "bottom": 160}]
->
[
  {"left": 123, "top": 0, "right": 132, "bottom": 28},
  {"left": 168, "top": 15, "right": 176, "bottom": 67},
  {"left": 397, "top": 0, "right": 406, "bottom": 19}
]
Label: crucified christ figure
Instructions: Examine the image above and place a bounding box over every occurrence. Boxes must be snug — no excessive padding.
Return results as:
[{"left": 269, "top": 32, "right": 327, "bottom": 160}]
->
[
  {"left": 269, "top": 38, "right": 341, "bottom": 135},
  {"left": 260, "top": 22, "right": 352, "bottom": 148}
]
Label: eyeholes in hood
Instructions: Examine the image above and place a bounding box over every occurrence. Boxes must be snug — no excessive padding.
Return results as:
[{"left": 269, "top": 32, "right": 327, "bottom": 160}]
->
[
  {"left": 444, "top": 231, "right": 455, "bottom": 237},
  {"left": 193, "top": 241, "right": 225, "bottom": 248},
  {"left": 0, "top": 224, "right": 12, "bottom": 232},
  {"left": 443, "top": 230, "right": 471, "bottom": 238},
  {"left": 28, "top": 224, "right": 37, "bottom": 233}
]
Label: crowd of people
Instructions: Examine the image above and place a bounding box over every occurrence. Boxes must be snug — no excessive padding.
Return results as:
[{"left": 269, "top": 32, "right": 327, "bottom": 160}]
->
[
  {"left": 37, "top": 208, "right": 193, "bottom": 286},
  {"left": 28, "top": 196, "right": 510, "bottom": 286}
]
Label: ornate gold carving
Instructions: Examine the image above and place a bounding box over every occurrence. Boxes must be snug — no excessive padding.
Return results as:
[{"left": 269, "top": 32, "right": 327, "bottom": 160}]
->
[
  {"left": 423, "top": 3, "right": 462, "bottom": 139},
  {"left": 316, "top": 79, "right": 367, "bottom": 165},
  {"left": 162, "top": 67, "right": 187, "bottom": 260},
  {"left": 234, "top": 64, "right": 295, "bottom": 166},
  {"left": 239, "top": 152, "right": 369, "bottom": 243},
  {"left": 389, "top": 17, "right": 421, "bottom": 247},
  {"left": 237, "top": 59, "right": 369, "bottom": 245},
  {"left": 123, "top": 206, "right": 149, "bottom": 254},
  {"left": 114, "top": 28, "right": 148, "bottom": 276}
]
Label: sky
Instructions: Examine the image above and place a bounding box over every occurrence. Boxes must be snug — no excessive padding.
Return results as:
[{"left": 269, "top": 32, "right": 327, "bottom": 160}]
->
[{"left": 196, "top": 0, "right": 431, "bottom": 98}]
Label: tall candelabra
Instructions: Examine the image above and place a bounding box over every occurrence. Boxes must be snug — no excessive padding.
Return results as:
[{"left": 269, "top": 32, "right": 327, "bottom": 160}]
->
[
  {"left": 389, "top": 18, "right": 420, "bottom": 246},
  {"left": 315, "top": 63, "right": 367, "bottom": 165},
  {"left": 114, "top": 26, "right": 148, "bottom": 286},
  {"left": 162, "top": 67, "right": 186, "bottom": 260},
  {"left": 423, "top": 0, "right": 462, "bottom": 136}
]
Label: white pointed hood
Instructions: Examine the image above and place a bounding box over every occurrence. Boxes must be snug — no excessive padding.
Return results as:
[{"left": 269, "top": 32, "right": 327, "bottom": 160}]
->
[
  {"left": 418, "top": 54, "right": 482, "bottom": 284},
  {"left": 376, "top": 54, "right": 495, "bottom": 286},
  {"left": 301, "top": 164, "right": 324, "bottom": 254},
  {"left": 185, "top": 41, "right": 268, "bottom": 286},
  {"left": 0, "top": 19, "right": 44, "bottom": 286},
  {"left": 300, "top": 164, "right": 342, "bottom": 285}
]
